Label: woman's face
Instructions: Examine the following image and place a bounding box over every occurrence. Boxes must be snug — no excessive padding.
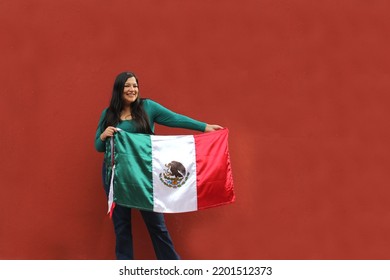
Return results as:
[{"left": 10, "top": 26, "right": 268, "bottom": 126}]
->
[{"left": 122, "top": 77, "right": 139, "bottom": 105}]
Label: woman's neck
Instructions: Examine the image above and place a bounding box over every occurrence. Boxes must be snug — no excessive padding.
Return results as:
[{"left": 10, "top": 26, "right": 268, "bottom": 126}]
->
[
  {"left": 120, "top": 105, "right": 132, "bottom": 120},
  {"left": 122, "top": 105, "right": 131, "bottom": 113}
]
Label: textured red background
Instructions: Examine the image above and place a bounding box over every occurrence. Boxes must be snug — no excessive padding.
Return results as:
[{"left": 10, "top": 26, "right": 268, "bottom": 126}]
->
[{"left": 1, "top": 0, "right": 390, "bottom": 259}]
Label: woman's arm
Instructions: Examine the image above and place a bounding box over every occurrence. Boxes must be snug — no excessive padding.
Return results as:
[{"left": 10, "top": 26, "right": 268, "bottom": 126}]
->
[
  {"left": 94, "top": 109, "right": 108, "bottom": 152},
  {"left": 145, "top": 99, "right": 208, "bottom": 132}
]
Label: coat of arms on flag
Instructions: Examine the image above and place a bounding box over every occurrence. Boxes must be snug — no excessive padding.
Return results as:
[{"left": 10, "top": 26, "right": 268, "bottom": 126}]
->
[
  {"left": 159, "top": 161, "right": 190, "bottom": 188},
  {"left": 105, "top": 128, "right": 235, "bottom": 214}
]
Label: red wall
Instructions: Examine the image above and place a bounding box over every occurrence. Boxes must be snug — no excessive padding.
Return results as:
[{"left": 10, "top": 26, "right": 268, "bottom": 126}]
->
[{"left": 1, "top": 0, "right": 390, "bottom": 259}]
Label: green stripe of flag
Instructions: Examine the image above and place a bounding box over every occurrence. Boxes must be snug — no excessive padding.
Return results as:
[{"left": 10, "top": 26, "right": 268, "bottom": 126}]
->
[{"left": 113, "top": 132, "right": 154, "bottom": 211}]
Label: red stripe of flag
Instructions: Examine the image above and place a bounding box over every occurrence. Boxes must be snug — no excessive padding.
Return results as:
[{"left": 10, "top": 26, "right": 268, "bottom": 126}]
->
[{"left": 194, "top": 129, "right": 235, "bottom": 210}]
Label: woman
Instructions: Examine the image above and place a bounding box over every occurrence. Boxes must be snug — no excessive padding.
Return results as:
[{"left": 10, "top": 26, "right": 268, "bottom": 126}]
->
[{"left": 95, "top": 71, "right": 222, "bottom": 260}]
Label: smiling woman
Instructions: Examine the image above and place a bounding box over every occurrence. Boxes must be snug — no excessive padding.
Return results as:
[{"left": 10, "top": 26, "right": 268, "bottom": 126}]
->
[{"left": 95, "top": 71, "right": 223, "bottom": 260}]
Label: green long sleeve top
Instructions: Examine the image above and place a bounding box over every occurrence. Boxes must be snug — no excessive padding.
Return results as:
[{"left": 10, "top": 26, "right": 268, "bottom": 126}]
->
[{"left": 95, "top": 99, "right": 207, "bottom": 152}]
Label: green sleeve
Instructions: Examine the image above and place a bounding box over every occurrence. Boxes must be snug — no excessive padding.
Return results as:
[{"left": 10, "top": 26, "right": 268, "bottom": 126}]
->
[
  {"left": 95, "top": 109, "right": 108, "bottom": 152},
  {"left": 145, "top": 99, "right": 207, "bottom": 132}
]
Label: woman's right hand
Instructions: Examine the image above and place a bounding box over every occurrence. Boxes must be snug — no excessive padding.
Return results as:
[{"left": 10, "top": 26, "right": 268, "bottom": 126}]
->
[{"left": 100, "top": 126, "right": 117, "bottom": 141}]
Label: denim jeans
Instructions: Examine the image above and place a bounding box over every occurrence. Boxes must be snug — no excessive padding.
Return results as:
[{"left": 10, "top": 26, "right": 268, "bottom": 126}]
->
[{"left": 102, "top": 163, "right": 180, "bottom": 260}]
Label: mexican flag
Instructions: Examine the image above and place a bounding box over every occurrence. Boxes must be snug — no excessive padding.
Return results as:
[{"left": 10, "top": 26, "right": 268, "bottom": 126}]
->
[{"left": 105, "top": 129, "right": 235, "bottom": 214}]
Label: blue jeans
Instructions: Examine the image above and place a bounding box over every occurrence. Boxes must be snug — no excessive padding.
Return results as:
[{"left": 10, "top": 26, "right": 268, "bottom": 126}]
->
[{"left": 102, "top": 164, "right": 180, "bottom": 260}]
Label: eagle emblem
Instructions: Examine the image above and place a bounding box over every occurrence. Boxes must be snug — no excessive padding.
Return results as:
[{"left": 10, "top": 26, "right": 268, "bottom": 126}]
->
[{"left": 159, "top": 161, "right": 190, "bottom": 188}]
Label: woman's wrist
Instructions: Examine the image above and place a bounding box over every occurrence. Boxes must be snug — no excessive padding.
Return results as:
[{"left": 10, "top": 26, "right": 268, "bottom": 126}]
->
[{"left": 204, "top": 124, "right": 223, "bottom": 132}]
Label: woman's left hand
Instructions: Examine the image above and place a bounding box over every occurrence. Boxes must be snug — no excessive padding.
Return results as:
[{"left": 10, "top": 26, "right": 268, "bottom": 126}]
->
[{"left": 205, "top": 124, "right": 223, "bottom": 132}]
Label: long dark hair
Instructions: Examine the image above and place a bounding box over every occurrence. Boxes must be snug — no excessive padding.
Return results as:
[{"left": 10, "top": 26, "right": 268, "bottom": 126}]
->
[{"left": 103, "top": 72, "right": 153, "bottom": 134}]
